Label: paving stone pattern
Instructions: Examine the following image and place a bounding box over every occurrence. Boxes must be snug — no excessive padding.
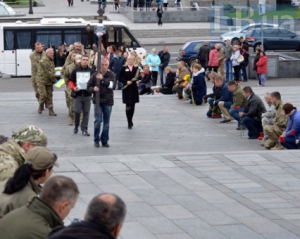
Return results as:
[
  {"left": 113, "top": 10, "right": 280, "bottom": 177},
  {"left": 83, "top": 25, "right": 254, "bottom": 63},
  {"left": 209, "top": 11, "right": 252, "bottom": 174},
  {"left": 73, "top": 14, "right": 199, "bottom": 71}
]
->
[{"left": 1, "top": 78, "right": 300, "bottom": 238}]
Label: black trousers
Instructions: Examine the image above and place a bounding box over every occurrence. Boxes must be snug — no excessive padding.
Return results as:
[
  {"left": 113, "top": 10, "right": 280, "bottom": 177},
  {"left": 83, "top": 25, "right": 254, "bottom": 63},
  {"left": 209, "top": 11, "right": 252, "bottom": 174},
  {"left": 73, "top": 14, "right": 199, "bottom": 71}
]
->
[
  {"left": 158, "top": 16, "right": 162, "bottom": 25},
  {"left": 233, "top": 65, "right": 241, "bottom": 81},
  {"left": 152, "top": 71, "right": 158, "bottom": 86},
  {"left": 126, "top": 104, "right": 135, "bottom": 126}
]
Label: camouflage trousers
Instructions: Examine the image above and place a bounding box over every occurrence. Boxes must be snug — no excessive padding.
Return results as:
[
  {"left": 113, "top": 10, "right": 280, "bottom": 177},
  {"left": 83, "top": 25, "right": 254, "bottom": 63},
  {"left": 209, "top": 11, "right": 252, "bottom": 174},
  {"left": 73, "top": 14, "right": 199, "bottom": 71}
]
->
[
  {"left": 65, "top": 87, "right": 74, "bottom": 120},
  {"left": 31, "top": 77, "right": 39, "bottom": 100},
  {"left": 37, "top": 83, "right": 53, "bottom": 108},
  {"left": 219, "top": 61, "right": 225, "bottom": 80},
  {"left": 263, "top": 125, "right": 284, "bottom": 149}
]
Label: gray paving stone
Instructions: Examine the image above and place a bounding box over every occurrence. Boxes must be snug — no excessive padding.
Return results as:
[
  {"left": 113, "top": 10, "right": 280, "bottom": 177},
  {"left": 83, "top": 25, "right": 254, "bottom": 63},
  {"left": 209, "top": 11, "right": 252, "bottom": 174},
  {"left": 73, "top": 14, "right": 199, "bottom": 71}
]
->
[
  {"left": 132, "top": 188, "right": 175, "bottom": 206},
  {"left": 156, "top": 233, "right": 193, "bottom": 239},
  {"left": 173, "top": 218, "right": 229, "bottom": 239},
  {"left": 120, "top": 222, "right": 157, "bottom": 239},
  {"left": 98, "top": 162, "right": 130, "bottom": 172},
  {"left": 76, "top": 183, "right": 103, "bottom": 194},
  {"left": 214, "top": 202, "right": 260, "bottom": 218},
  {"left": 261, "top": 232, "right": 300, "bottom": 239},
  {"left": 73, "top": 163, "right": 106, "bottom": 173},
  {"left": 55, "top": 172, "right": 91, "bottom": 184},
  {"left": 194, "top": 190, "right": 236, "bottom": 204},
  {"left": 171, "top": 194, "right": 217, "bottom": 211},
  {"left": 115, "top": 175, "right": 155, "bottom": 189},
  {"left": 126, "top": 202, "right": 161, "bottom": 218},
  {"left": 239, "top": 217, "right": 287, "bottom": 233},
  {"left": 194, "top": 210, "right": 239, "bottom": 226},
  {"left": 214, "top": 224, "right": 265, "bottom": 239},
  {"left": 154, "top": 205, "right": 197, "bottom": 220},
  {"left": 137, "top": 217, "right": 183, "bottom": 234},
  {"left": 85, "top": 172, "right": 121, "bottom": 186}
]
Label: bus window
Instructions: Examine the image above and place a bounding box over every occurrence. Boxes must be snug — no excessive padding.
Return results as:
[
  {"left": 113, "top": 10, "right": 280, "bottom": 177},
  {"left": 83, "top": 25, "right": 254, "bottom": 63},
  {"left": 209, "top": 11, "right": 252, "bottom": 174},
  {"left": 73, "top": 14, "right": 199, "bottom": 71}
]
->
[
  {"left": 36, "top": 30, "right": 61, "bottom": 48},
  {"left": 64, "top": 30, "right": 81, "bottom": 46},
  {"left": 4, "top": 30, "right": 14, "bottom": 50},
  {"left": 121, "top": 28, "right": 139, "bottom": 49},
  {"left": 17, "top": 31, "right": 31, "bottom": 49}
]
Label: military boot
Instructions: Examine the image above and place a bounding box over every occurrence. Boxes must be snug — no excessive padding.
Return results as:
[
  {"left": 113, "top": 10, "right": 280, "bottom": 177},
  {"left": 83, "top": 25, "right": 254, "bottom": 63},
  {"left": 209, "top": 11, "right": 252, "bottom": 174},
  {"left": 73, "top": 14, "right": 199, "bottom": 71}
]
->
[
  {"left": 49, "top": 107, "right": 57, "bottom": 116},
  {"left": 38, "top": 104, "right": 43, "bottom": 114}
]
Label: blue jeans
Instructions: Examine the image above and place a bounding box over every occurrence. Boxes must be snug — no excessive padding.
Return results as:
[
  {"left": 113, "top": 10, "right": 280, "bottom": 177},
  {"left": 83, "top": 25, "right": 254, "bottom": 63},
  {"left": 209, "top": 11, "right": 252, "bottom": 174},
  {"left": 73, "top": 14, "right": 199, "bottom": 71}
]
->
[
  {"left": 242, "top": 116, "right": 263, "bottom": 138},
  {"left": 229, "top": 107, "right": 244, "bottom": 127},
  {"left": 94, "top": 105, "right": 112, "bottom": 144},
  {"left": 281, "top": 136, "right": 299, "bottom": 149},
  {"left": 159, "top": 66, "right": 165, "bottom": 86},
  {"left": 241, "top": 64, "right": 247, "bottom": 81},
  {"left": 225, "top": 59, "right": 233, "bottom": 82},
  {"left": 260, "top": 73, "right": 266, "bottom": 86}
]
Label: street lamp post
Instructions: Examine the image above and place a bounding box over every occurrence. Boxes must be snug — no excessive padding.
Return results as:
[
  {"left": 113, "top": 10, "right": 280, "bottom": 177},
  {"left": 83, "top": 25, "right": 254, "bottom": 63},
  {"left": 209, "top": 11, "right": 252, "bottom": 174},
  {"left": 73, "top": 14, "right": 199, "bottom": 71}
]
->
[{"left": 29, "top": 0, "right": 33, "bottom": 14}]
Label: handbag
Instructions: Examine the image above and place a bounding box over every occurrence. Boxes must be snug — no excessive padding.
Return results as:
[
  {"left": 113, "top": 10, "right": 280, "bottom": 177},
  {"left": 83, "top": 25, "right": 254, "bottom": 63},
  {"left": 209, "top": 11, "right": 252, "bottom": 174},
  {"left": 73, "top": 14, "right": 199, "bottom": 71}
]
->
[
  {"left": 237, "top": 55, "right": 244, "bottom": 63},
  {"left": 70, "top": 91, "right": 77, "bottom": 98}
]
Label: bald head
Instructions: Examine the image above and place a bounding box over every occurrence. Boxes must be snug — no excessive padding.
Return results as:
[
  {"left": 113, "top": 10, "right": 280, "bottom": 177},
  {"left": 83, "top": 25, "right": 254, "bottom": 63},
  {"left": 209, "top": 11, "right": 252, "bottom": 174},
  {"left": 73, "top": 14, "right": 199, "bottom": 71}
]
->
[{"left": 85, "top": 193, "right": 126, "bottom": 235}]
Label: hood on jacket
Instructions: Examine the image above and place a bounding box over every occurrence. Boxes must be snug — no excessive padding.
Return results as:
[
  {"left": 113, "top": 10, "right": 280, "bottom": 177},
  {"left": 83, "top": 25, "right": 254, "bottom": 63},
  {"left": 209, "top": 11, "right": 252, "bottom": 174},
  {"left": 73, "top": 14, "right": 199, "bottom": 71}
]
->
[{"left": 193, "top": 68, "right": 205, "bottom": 77}]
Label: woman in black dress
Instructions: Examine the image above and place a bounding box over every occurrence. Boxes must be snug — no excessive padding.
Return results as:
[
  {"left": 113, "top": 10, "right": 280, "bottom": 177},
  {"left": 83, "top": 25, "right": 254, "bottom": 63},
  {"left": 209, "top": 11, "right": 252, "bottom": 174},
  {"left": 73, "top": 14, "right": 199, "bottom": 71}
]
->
[{"left": 119, "top": 56, "right": 140, "bottom": 129}]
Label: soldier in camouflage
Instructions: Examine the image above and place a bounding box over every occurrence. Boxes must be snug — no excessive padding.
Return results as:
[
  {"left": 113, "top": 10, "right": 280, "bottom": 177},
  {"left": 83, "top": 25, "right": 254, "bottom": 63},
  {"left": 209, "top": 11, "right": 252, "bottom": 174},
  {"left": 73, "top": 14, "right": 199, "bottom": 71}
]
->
[
  {"left": 30, "top": 42, "right": 45, "bottom": 103},
  {"left": 0, "top": 125, "right": 47, "bottom": 182},
  {"left": 62, "top": 52, "right": 81, "bottom": 125},
  {"left": 36, "top": 48, "right": 57, "bottom": 116},
  {"left": 264, "top": 92, "right": 288, "bottom": 150},
  {"left": 64, "top": 42, "right": 85, "bottom": 66}
]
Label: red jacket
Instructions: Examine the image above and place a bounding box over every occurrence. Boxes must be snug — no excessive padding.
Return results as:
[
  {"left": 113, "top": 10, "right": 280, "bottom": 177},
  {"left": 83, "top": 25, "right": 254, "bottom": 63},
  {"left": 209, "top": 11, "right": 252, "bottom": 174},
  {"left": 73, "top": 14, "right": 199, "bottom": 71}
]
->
[
  {"left": 256, "top": 55, "right": 268, "bottom": 74},
  {"left": 208, "top": 49, "right": 219, "bottom": 67}
]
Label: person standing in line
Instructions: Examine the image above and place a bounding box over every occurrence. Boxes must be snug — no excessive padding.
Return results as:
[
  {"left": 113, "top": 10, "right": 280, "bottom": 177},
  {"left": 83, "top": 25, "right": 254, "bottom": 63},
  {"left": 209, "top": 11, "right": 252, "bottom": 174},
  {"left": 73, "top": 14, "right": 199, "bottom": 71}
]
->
[
  {"left": 69, "top": 55, "right": 95, "bottom": 136},
  {"left": 223, "top": 40, "right": 233, "bottom": 83},
  {"left": 240, "top": 44, "right": 249, "bottom": 82},
  {"left": 30, "top": 42, "right": 45, "bottom": 102},
  {"left": 230, "top": 45, "right": 241, "bottom": 82},
  {"left": 158, "top": 46, "right": 170, "bottom": 86},
  {"left": 110, "top": 50, "right": 124, "bottom": 90},
  {"left": 157, "top": 4, "right": 163, "bottom": 26},
  {"left": 253, "top": 47, "right": 261, "bottom": 86},
  {"left": 216, "top": 44, "right": 225, "bottom": 80},
  {"left": 196, "top": 41, "right": 209, "bottom": 71},
  {"left": 145, "top": 48, "right": 161, "bottom": 86},
  {"left": 208, "top": 45, "right": 219, "bottom": 73},
  {"left": 36, "top": 48, "right": 57, "bottom": 116},
  {"left": 56, "top": 45, "right": 67, "bottom": 67},
  {"left": 256, "top": 51, "right": 268, "bottom": 87},
  {"left": 119, "top": 56, "right": 140, "bottom": 129},
  {"left": 87, "top": 58, "right": 116, "bottom": 148}
]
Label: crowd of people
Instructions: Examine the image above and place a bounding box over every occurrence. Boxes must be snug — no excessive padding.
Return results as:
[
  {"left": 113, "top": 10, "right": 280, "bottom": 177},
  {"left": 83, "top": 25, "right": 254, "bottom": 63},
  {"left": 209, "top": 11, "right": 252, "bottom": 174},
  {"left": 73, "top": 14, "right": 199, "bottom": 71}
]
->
[
  {"left": 0, "top": 128, "right": 127, "bottom": 238},
  {"left": 29, "top": 39, "right": 299, "bottom": 150}
]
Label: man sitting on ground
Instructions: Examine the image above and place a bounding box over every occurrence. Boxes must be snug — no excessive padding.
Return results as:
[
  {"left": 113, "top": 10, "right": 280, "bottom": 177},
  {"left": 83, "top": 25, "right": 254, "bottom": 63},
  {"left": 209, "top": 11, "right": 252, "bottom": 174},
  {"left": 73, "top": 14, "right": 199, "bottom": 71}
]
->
[
  {"left": 239, "top": 86, "right": 266, "bottom": 139},
  {"left": 213, "top": 76, "right": 233, "bottom": 123},
  {"left": 47, "top": 193, "right": 126, "bottom": 239},
  {"left": 263, "top": 92, "right": 287, "bottom": 150},
  {"left": 228, "top": 80, "right": 247, "bottom": 130},
  {"left": 0, "top": 176, "right": 79, "bottom": 239},
  {"left": 259, "top": 93, "right": 276, "bottom": 142}
]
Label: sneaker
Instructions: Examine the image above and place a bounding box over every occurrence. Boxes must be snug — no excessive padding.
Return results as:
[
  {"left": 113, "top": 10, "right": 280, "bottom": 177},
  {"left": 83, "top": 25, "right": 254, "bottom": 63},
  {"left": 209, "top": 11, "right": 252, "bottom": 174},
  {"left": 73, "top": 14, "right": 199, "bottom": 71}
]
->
[
  {"left": 94, "top": 142, "right": 100, "bottom": 148},
  {"left": 102, "top": 142, "right": 110, "bottom": 148},
  {"left": 220, "top": 119, "right": 231, "bottom": 123},
  {"left": 82, "top": 131, "right": 90, "bottom": 137}
]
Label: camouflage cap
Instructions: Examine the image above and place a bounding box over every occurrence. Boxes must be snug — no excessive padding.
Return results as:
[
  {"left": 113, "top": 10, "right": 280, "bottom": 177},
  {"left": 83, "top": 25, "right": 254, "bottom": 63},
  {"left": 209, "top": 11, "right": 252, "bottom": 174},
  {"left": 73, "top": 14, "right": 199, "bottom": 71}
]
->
[
  {"left": 25, "top": 146, "right": 58, "bottom": 171},
  {"left": 11, "top": 125, "right": 47, "bottom": 147}
]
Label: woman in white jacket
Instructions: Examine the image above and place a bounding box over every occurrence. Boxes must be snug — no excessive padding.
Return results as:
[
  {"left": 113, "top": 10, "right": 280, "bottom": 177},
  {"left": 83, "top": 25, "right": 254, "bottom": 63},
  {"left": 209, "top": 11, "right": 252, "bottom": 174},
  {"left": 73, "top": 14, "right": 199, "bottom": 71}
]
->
[{"left": 230, "top": 45, "right": 241, "bottom": 81}]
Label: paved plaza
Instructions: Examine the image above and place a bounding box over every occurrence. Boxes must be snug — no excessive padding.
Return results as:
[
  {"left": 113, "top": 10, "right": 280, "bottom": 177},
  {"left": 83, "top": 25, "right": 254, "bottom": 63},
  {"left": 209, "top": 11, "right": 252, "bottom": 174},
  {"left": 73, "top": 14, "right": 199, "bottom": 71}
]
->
[{"left": 0, "top": 78, "right": 300, "bottom": 238}]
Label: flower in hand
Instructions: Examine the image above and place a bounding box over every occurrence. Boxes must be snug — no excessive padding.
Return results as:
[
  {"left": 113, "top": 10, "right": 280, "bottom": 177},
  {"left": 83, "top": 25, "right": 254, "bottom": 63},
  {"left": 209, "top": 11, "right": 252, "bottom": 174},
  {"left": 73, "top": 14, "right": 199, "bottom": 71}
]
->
[
  {"left": 236, "top": 106, "right": 241, "bottom": 110},
  {"left": 290, "top": 129, "right": 296, "bottom": 136},
  {"left": 279, "top": 136, "right": 285, "bottom": 143}
]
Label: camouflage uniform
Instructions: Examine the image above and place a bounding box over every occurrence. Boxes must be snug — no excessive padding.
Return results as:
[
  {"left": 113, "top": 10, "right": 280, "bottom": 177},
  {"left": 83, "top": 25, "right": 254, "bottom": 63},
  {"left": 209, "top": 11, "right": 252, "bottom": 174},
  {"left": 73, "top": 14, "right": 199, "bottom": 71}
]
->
[
  {"left": 36, "top": 54, "right": 56, "bottom": 113},
  {"left": 0, "top": 125, "right": 47, "bottom": 182},
  {"left": 30, "top": 50, "right": 45, "bottom": 100},
  {"left": 264, "top": 100, "right": 288, "bottom": 149},
  {"left": 63, "top": 62, "right": 77, "bottom": 120}
]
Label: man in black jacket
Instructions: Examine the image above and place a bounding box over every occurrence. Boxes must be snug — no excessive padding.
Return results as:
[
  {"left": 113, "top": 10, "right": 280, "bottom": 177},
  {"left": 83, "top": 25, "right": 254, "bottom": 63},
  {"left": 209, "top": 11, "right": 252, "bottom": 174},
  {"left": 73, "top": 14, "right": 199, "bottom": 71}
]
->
[
  {"left": 158, "top": 46, "right": 171, "bottom": 86},
  {"left": 69, "top": 55, "right": 95, "bottom": 136},
  {"left": 197, "top": 41, "right": 209, "bottom": 71},
  {"left": 87, "top": 58, "right": 115, "bottom": 148},
  {"left": 239, "top": 86, "right": 266, "bottom": 139},
  {"left": 47, "top": 193, "right": 126, "bottom": 239}
]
